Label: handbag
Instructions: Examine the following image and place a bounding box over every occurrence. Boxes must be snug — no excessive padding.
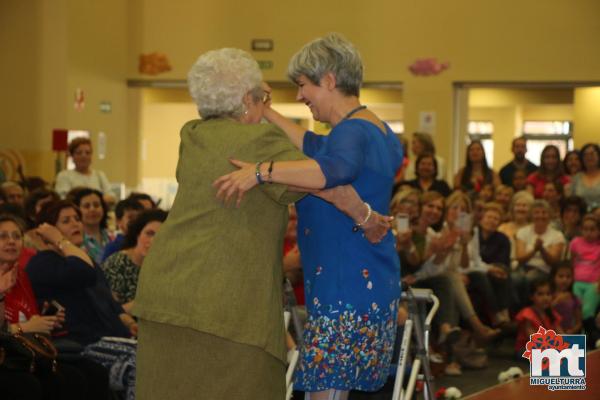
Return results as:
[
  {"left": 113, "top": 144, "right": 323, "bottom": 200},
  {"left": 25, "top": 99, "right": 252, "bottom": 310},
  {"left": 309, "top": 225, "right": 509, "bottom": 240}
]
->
[{"left": 0, "top": 331, "right": 58, "bottom": 373}]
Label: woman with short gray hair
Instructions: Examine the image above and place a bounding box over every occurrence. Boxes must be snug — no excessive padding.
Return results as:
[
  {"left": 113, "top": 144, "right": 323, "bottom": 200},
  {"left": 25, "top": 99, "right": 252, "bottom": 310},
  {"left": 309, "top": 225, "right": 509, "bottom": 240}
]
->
[
  {"left": 216, "top": 34, "right": 404, "bottom": 400},
  {"left": 135, "top": 47, "right": 389, "bottom": 400}
]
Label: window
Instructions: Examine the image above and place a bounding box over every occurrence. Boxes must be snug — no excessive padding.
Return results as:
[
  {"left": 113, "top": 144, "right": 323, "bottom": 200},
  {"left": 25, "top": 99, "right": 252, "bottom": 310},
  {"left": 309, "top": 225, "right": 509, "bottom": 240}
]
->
[
  {"left": 522, "top": 121, "right": 573, "bottom": 164},
  {"left": 386, "top": 120, "right": 404, "bottom": 134},
  {"left": 468, "top": 121, "right": 494, "bottom": 166}
]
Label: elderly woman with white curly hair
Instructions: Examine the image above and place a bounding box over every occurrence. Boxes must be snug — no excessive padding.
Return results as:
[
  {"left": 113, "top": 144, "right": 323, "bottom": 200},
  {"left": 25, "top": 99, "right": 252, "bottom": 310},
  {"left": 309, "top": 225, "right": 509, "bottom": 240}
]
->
[
  {"left": 133, "top": 48, "right": 390, "bottom": 399},
  {"left": 214, "top": 34, "right": 403, "bottom": 400}
]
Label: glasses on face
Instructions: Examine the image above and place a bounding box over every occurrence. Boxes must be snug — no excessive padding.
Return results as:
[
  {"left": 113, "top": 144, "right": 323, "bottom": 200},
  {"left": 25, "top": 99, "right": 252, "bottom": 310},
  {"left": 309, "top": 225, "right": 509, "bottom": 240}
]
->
[{"left": 0, "top": 231, "right": 23, "bottom": 242}]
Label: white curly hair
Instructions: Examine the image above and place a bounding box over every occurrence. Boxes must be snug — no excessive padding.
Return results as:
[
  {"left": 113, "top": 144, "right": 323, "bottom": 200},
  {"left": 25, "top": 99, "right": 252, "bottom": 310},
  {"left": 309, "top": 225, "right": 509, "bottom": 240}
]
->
[{"left": 187, "top": 48, "right": 263, "bottom": 119}]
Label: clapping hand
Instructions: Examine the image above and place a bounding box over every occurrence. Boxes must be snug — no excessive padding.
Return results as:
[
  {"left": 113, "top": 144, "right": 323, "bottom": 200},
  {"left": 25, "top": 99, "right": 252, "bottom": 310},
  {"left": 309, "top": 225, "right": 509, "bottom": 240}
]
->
[{"left": 534, "top": 238, "right": 544, "bottom": 252}]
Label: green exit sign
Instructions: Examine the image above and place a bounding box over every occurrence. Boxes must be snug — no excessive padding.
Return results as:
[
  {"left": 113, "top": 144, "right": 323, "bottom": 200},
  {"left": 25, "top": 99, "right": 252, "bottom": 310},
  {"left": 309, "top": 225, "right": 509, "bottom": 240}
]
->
[{"left": 258, "top": 60, "right": 273, "bottom": 70}]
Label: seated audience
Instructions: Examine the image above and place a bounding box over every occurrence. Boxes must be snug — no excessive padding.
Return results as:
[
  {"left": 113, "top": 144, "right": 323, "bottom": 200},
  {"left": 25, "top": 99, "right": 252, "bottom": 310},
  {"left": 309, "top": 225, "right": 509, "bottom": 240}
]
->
[
  {"left": 101, "top": 198, "right": 144, "bottom": 262},
  {"left": 563, "top": 150, "right": 582, "bottom": 177},
  {"left": 55, "top": 138, "right": 115, "bottom": 203},
  {"left": 1, "top": 181, "right": 25, "bottom": 209},
  {"left": 511, "top": 169, "right": 529, "bottom": 192},
  {"left": 282, "top": 205, "right": 305, "bottom": 306},
  {"left": 102, "top": 209, "right": 167, "bottom": 313},
  {"left": 542, "top": 180, "right": 564, "bottom": 228},
  {"left": 390, "top": 187, "right": 420, "bottom": 227},
  {"left": 400, "top": 192, "right": 461, "bottom": 348},
  {"left": 0, "top": 214, "right": 110, "bottom": 400},
  {"left": 466, "top": 203, "right": 512, "bottom": 327},
  {"left": 454, "top": 140, "right": 500, "bottom": 196},
  {"left": 431, "top": 192, "right": 500, "bottom": 337},
  {"left": 23, "top": 188, "right": 60, "bottom": 250},
  {"left": 24, "top": 188, "right": 60, "bottom": 229},
  {"left": 26, "top": 201, "right": 137, "bottom": 399},
  {"left": 551, "top": 262, "right": 582, "bottom": 334},
  {"left": 127, "top": 192, "right": 156, "bottom": 210},
  {"left": 569, "top": 143, "right": 600, "bottom": 211},
  {"left": 494, "top": 184, "right": 514, "bottom": 221},
  {"left": 499, "top": 190, "right": 534, "bottom": 271},
  {"left": 570, "top": 213, "right": 600, "bottom": 345},
  {"left": 1, "top": 263, "right": 46, "bottom": 400},
  {"left": 515, "top": 278, "right": 562, "bottom": 356},
  {"left": 399, "top": 153, "right": 451, "bottom": 197},
  {"left": 526, "top": 145, "right": 570, "bottom": 198},
  {"left": 478, "top": 183, "right": 495, "bottom": 203},
  {"left": 559, "top": 195, "right": 588, "bottom": 245},
  {"left": 69, "top": 188, "right": 113, "bottom": 265},
  {"left": 514, "top": 199, "right": 566, "bottom": 306}
]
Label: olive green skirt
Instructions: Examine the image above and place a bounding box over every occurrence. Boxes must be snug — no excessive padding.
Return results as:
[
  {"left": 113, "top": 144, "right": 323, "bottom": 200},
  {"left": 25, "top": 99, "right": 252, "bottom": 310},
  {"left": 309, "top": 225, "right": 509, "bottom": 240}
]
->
[{"left": 136, "top": 319, "right": 286, "bottom": 400}]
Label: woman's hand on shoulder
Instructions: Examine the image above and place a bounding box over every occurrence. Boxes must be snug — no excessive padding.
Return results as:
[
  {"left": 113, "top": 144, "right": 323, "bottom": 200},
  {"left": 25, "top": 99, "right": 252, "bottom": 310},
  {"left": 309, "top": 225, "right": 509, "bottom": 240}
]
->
[
  {"left": 35, "top": 223, "right": 64, "bottom": 250},
  {"left": 212, "top": 159, "right": 258, "bottom": 207}
]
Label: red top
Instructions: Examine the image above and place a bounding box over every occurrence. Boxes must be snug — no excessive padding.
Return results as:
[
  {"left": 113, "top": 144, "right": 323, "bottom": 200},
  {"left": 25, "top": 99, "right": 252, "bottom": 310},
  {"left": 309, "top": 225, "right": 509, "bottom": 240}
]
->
[
  {"left": 4, "top": 268, "right": 39, "bottom": 324},
  {"left": 526, "top": 172, "right": 570, "bottom": 198},
  {"left": 284, "top": 239, "right": 305, "bottom": 306},
  {"left": 4, "top": 247, "right": 39, "bottom": 324},
  {"left": 515, "top": 306, "right": 562, "bottom": 353}
]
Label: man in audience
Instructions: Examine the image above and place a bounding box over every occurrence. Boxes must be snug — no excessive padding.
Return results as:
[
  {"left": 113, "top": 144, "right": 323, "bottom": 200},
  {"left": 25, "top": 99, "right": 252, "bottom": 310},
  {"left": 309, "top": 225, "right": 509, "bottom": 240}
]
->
[
  {"left": 1, "top": 181, "right": 25, "bottom": 209},
  {"left": 499, "top": 137, "right": 537, "bottom": 187},
  {"left": 101, "top": 197, "right": 144, "bottom": 262}
]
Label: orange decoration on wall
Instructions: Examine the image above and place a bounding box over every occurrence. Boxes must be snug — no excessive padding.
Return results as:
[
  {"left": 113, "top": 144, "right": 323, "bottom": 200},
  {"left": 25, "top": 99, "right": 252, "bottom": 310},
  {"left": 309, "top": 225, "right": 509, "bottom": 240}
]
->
[
  {"left": 408, "top": 58, "right": 450, "bottom": 76},
  {"left": 139, "top": 52, "right": 172, "bottom": 75}
]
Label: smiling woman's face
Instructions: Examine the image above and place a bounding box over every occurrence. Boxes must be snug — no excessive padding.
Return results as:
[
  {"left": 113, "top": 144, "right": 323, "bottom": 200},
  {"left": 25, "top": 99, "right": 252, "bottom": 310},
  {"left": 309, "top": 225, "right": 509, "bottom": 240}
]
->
[
  {"left": 0, "top": 221, "right": 23, "bottom": 264},
  {"left": 295, "top": 75, "right": 331, "bottom": 123}
]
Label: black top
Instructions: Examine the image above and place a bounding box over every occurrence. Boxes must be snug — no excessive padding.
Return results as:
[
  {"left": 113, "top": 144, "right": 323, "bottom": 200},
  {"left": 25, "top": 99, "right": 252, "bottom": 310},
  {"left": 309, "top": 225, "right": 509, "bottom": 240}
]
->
[
  {"left": 499, "top": 159, "right": 537, "bottom": 187},
  {"left": 479, "top": 229, "right": 511, "bottom": 269},
  {"left": 26, "top": 250, "right": 130, "bottom": 345},
  {"left": 398, "top": 179, "right": 452, "bottom": 197}
]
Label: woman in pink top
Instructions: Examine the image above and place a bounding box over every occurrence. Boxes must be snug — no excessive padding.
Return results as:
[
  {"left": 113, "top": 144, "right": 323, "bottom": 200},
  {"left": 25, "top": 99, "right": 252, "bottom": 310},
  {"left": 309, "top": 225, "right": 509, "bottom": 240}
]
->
[
  {"left": 570, "top": 214, "right": 600, "bottom": 339},
  {"left": 526, "top": 145, "right": 570, "bottom": 198}
]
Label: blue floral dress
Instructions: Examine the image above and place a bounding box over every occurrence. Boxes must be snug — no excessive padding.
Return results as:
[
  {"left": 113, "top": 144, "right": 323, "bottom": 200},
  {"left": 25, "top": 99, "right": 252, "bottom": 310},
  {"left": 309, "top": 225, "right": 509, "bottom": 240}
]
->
[{"left": 294, "top": 119, "right": 403, "bottom": 392}]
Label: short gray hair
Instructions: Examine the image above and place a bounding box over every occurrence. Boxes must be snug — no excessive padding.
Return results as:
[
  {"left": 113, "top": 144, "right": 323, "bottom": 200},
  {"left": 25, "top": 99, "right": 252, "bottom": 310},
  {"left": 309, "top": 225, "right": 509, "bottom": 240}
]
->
[
  {"left": 288, "top": 33, "right": 363, "bottom": 96},
  {"left": 530, "top": 199, "right": 551, "bottom": 215},
  {"left": 187, "top": 48, "right": 262, "bottom": 119}
]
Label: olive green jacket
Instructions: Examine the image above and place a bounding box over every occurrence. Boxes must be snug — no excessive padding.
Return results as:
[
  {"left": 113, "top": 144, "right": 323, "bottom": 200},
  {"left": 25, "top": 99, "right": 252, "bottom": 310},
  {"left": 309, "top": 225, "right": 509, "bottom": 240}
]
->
[{"left": 134, "top": 119, "right": 306, "bottom": 362}]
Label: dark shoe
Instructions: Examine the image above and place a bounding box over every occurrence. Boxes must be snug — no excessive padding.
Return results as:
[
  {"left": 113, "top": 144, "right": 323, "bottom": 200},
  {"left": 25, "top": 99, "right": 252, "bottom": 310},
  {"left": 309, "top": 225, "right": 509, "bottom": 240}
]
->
[{"left": 438, "top": 326, "right": 461, "bottom": 347}]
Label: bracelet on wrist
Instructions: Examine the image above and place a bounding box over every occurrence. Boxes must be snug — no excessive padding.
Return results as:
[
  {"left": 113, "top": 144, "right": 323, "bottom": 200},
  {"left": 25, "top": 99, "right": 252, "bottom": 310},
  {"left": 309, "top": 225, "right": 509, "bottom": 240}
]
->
[
  {"left": 267, "top": 160, "right": 274, "bottom": 184},
  {"left": 57, "top": 238, "right": 70, "bottom": 251},
  {"left": 255, "top": 162, "right": 265, "bottom": 185},
  {"left": 352, "top": 202, "right": 372, "bottom": 232}
]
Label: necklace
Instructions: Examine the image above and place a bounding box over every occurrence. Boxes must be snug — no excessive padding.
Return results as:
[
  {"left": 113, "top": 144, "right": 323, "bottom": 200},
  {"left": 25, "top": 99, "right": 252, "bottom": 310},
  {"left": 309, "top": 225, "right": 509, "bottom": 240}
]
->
[{"left": 342, "top": 105, "right": 366, "bottom": 121}]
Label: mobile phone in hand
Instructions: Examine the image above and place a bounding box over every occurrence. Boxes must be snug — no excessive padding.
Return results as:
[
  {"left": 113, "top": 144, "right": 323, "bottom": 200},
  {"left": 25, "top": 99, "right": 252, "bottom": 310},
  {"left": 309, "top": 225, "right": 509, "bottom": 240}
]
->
[
  {"left": 456, "top": 211, "right": 472, "bottom": 232},
  {"left": 395, "top": 213, "right": 410, "bottom": 233},
  {"left": 42, "top": 300, "right": 64, "bottom": 316}
]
